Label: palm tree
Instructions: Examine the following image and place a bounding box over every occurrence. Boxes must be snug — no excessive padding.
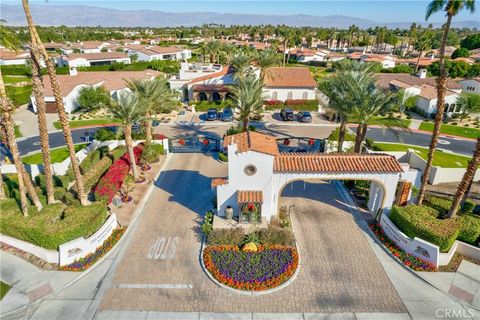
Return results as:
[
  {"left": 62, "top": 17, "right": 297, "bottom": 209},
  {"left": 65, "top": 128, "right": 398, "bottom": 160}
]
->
[
  {"left": 278, "top": 27, "right": 293, "bottom": 66},
  {"left": 106, "top": 92, "right": 146, "bottom": 180},
  {"left": 29, "top": 43, "right": 55, "bottom": 204},
  {"left": 416, "top": 0, "right": 476, "bottom": 205},
  {"left": 126, "top": 77, "right": 178, "bottom": 143},
  {"left": 205, "top": 41, "right": 220, "bottom": 63},
  {"left": 22, "top": 0, "right": 89, "bottom": 205},
  {"left": 231, "top": 52, "right": 252, "bottom": 77},
  {"left": 414, "top": 28, "right": 434, "bottom": 73},
  {"left": 447, "top": 138, "right": 480, "bottom": 218},
  {"left": 407, "top": 23, "right": 418, "bottom": 55},
  {"left": 232, "top": 75, "right": 264, "bottom": 132},
  {"left": 319, "top": 60, "right": 374, "bottom": 152},
  {"left": 256, "top": 49, "right": 279, "bottom": 79}
]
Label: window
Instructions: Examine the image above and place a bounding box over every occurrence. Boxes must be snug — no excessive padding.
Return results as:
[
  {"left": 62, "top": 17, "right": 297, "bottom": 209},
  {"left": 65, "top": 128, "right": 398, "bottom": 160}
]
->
[
  {"left": 450, "top": 103, "right": 456, "bottom": 112},
  {"left": 287, "top": 91, "right": 293, "bottom": 99},
  {"left": 302, "top": 91, "right": 308, "bottom": 99},
  {"left": 272, "top": 91, "right": 277, "bottom": 100},
  {"left": 244, "top": 165, "right": 257, "bottom": 176}
]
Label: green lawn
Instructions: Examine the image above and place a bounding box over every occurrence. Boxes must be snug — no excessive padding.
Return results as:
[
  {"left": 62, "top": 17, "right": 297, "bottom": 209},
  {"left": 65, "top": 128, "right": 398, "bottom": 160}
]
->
[
  {"left": 22, "top": 143, "right": 88, "bottom": 164},
  {"left": 6, "top": 85, "right": 32, "bottom": 106},
  {"left": 2, "top": 75, "right": 31, "bottom": 84},
  {"left": 14, "top": 125, "right": 22, "bottom": 138},
  {"left": 53, "top": 118, "right": 121, "bottom": 130},
  {"left": 0, "top": 282, "right": 10, "bottom": 300},
  {"left": 419, "top": 122, "right": 480, "bottom": 139},
  {"left": 373, "top": 142, "right": 472, "bottom": 168}
]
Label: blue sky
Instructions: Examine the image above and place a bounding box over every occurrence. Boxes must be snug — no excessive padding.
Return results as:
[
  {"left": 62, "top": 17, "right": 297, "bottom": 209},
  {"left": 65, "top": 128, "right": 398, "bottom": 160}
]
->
[{"left": 5, "top": 1, "right": 479, "bottom": 23}]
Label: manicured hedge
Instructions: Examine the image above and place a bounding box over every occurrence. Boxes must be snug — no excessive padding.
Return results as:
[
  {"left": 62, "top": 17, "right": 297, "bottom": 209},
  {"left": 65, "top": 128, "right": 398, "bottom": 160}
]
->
[
  {"left": 458, "top": 214, "right": 480, "bottom": 245},
  {"left": 264, "top": 99, "right": 319, "bottom": 111},
  {"left": 140, "top": 142, "right": 164, "bottom": 163},
  {"left": 389, "top": 205, "right": 460, "bottom": 252},
  {"left": 192, "top": 100, "right": 233, "bottom": 112}
]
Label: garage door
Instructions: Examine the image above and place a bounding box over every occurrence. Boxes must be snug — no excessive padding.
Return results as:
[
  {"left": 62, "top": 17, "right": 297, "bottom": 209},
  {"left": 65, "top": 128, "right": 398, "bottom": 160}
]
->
[{"left": 45, "top": 102, "right": 57, "bottom": 113}]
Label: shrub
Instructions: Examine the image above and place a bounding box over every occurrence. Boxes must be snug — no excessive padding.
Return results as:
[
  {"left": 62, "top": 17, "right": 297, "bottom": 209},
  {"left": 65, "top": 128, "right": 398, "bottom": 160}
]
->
[
  {"left": 327, "top": 127, "right": 355, "bottom": 142},
  {"left": 79, "top": 146, "right": 109, "bottom": 175},
  {"left": 202, "top": 211, "right": 214, "bottom": 236},
  {"left": 81, "top": 156, "right": 114, "bottom": 192},
  {"left": 110, "top": 145, "right": 128, "bottom": 160},
  {"left": 257, "top": 228, "right": 295, "bottom": 246},
  {"left": 94, "top": 128, "right": 117, "bottom": 141},
  {"left": 140, "top": 143, "right": 164, "bottom": 163},
  {"left": 207, "top": 228, "right": 245, "bottom": 245},
  {"left": 284, "top": 99, "right": 319, "bottom": 111},
  {"left": 218, "top": 152, "right": 228, "bottom": 162},
  {"left": 458, "top": 214, "right": 480, "bottom": 245},
  {"left": 94, "top": 145, "right": 143, "bottom": 203},
  {"left": 264, "top": 100, "right": 284, "bottom": 110},
  {"left": 461, "top": 200, "right": 475, "bottom": 214},
  {"left": 390, "top": 205, "right": 459, "bottom": 252}
]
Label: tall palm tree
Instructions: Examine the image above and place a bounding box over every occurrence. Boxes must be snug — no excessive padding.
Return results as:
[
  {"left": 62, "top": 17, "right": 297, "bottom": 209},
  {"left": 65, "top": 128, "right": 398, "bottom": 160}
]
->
[
  {"left": 232, "top": 75, "right": 264, "bottom": 132},
  {"left": 447, "top": 138, "right": 480, "bottom": 218},
  {"left": 231, "top": 52, "right": 252, "bottom": 77},
  {"left": 416, "top": 0, "right": 476, "bottom": 205},
  {"left": 22, "top": 0, "right": 89, "bottom": 205},
  {"left": 205, "top": 41, "right": 220, "bottom": 63},
  {"left": 319, "top": 60, "right": 374, "bottom": 152},
  {"left": 414, "top": 28, "right": 434, "bottom": 73},
  {"left": 126, "top": 77, "right": 178, "bottom": 143},
  {"left": 407, "top": 23, "right": 418, "bottom": 55},
  {"left": 29, "top": 43, "right": 55, "bottom": 204},
  {"left": 278, "top": 27, "right": 293, "bottom": 66},
  {"left": 256, "top": 49, "right": 279, "bottom": 79},
  {"left": 106, "top": 92, "right": 146, "bottom": 180}
]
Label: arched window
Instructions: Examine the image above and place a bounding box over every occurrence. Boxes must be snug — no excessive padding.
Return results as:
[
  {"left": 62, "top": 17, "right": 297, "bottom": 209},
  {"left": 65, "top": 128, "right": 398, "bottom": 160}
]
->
[
  {"left": 272, "top": 91, "right": 277, "bottom": 100},
  {"left": 444, "top": 103, "right": 449, "bottom": 112},
  {"left": 287, "top": 91, "right": 293, "bottom": 100},
  {"left": 302, "top": 91, "right": 308, "bottom": 99},
  {"left": 198, "top": 92, "right": 208, "bottom": 101},
  {"left": 212, "top": 92, "right": 221, "bottom": 101},
  {"left": 450, "top": 103, "right": 456, "bottom": 113}
]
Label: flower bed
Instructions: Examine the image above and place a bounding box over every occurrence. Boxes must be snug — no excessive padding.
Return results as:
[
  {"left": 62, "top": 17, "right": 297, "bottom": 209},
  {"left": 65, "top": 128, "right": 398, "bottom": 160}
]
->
[
  {"left": 369, "top": 223, "right": 437, "bottom": 272},
  {"left": 203, "top": 244, "right": 298, "bottom": 291},
  {"left": 94, "top": 144, "right": 144, "bottom": 203},
  {"left": 60, "top": 227, "right": 125, "bottom": 271}
]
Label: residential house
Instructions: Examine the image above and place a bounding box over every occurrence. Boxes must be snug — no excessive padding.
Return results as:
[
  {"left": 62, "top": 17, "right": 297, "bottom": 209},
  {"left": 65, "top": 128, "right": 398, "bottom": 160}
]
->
[
  {"left": 459, "top": 78, "right": 480, "bottom": 94},
  {"left": 469, "top": 49, "right": 480, "bottom": 62},
  {"left": 0, "top": 49, "right": 30, "bottom": 65},
  {"left": 263, "top": 67, "right": 317, "bottom": 101},
  {"left": 30, "top": 70, "right": 160, "bottom": 113},
  {"left": 130, "top": 46, "right": 192, "bottom": 62},
  {"left": 169, "top": 62, "right": 234, "bottom": 102},
  {"left": 57, "top": 52, "right": 131, "bottom": 68},
  {"left": 70, "top": 41, "right": 110, "bottom": 54},
  {"left": 376, "top": 70, "right": 463, "bottom": 115},
  {"left": 348, "top": 52, "right": 396, "bottom": 68}
]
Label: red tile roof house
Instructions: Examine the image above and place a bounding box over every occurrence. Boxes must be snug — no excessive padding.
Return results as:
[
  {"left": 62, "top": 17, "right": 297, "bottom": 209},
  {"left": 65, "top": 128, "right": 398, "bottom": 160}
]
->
[
  {"left": 57, "top": 52, "right": 131, "bottom": 68},
  {"left": 0, "top": 49, "right": 30, "bottom": 66},
  {"left": 263, "top": 67, "right": 318, "bottom": 102},
  {"left": 128, "top": 46, "right": 192, "bottom": 62},
  {"left": 376, "top": 72, "right": 463, "bottom": 116},
  {"left": 30, "top": 70, "right": 160, "bottom": 114},
  {"left": 213, "top": 131, "right": 403, "bottom": 222}
]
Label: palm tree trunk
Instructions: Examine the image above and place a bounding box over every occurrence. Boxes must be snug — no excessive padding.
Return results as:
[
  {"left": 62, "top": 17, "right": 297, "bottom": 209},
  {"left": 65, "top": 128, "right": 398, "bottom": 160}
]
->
[
  {"left": 283, "top": 40, "right": 287, "bottom": 67},
  {"left": 145, "top": 111, "right": 152, "bottom": 143},
  {"left": 22, "top": 0, "right": 89, "bottom": 206},
  {"left": 30, "top": 44, "right": 55, "bottom": 204},
  {"left": 447, "top": 138, "right": 480, "bottom": 218},
  {"left": 20, "top": 165, "right": 43, "bottom": 211},
  {"left": 0, "top": 168, "right": 5, "bottom": 200},
  {"left": 337, "top": 119, "right": 347, "bottom": 153},
  {"left": 124, "top": 125, "right": 139, "bottom": 180},
  {"left": 354, "top": 123, "right": 364, "bottom": 153},
  {"left": 414, "top": 50, "right": 423, "bottom": 73},
  {"left": 242, "top": 117, "right": 250, "bottom": 133},
  {"left": 416, "top": 14, "right": 453, "bottom": 206}
]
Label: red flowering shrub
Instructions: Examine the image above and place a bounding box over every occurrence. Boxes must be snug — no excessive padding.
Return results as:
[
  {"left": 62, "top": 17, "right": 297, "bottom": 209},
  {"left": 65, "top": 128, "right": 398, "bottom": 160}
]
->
[
  {"left": 264, "top": 100, "right": 284, "bottom": 110},
  {"left": 94, "top": 144, "right": 144, "bottom": 203},
  {"left": 153, "top": 133, "right": 167, "bottom": 140}
]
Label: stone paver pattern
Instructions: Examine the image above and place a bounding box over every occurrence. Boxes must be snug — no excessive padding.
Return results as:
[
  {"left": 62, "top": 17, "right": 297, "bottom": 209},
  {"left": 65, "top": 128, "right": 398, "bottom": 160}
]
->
[{"left": 99, "top": 154, "right": 406, "bottom": 313}]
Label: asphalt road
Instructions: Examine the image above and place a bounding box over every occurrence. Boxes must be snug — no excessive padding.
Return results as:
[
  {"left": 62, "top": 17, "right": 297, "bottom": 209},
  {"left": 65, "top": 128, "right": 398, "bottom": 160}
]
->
[
  {"left": 361, "top": 127, "right": 476, "bottom": 156},
  {"left": 2, "top": 122, "right": 476, "bottom": 157}
]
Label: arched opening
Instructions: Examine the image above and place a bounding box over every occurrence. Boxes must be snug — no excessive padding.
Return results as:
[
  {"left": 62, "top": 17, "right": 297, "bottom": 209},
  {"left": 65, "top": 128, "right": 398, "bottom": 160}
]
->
[
  {"left": 211, "top": 91, "right": 221, "bottom": 101},
  {"left": 302, "top": 91, "right": 308, "bottom": 99},
  {"left": 275, "top": 178, "right": 389, "bottom": 221},
  {"left": 272, "top": 91, "right": 278, "bottom": 100},
  {"left": 198, "top": 92, "right": 208, "bottom": 101},
  {"left": 287, "top": 91, "right": 293, "bottom": 100},
  {"left": 225, "top": 92, "right": 234, "bottom": 100}
]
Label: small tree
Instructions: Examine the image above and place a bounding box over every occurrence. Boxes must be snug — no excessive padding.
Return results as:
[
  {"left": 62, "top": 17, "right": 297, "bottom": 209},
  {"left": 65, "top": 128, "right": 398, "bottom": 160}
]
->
[
  {"left": 451, "top": 47, "right": 470, "bottom": 59},
  {"left": 232, "top": 74, "right": 264, "bottom": 132},
  {"left": 75, "top": 86, "right": 111, "bottom": 113},
  {"left": 457, "top": 93, "right": 480, "bottom": 120}
]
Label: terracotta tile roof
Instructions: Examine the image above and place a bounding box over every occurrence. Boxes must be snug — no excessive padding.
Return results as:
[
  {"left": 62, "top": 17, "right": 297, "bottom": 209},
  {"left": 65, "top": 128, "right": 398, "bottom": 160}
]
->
[
  {"left": 375, "top": 73, "right": 461, "bottom": 90},
  {"left": 0, "top": 49, "right": 29, "bottom": 60},
  {"left": 189, "top": 66, "right": 232, "bottom": 84},
  {"left": 453, "top": 57, "right": 475, "bottom": 65},
  {"left": 135, "top": 46, "right": 184, "bottom": 56},
  {"left": 274, "top": 153, "right": 403, "bottom": 173},
  {"left": 192, "top": 84, "right": 231, "bottom": 92},
  {"left": 264, "top": 67, "right": 316, "bottom": 88},
  {"left": 223, "top": 131, "right": 279, "bottom": 156},
  {"left": 42, "top": 70, "right": 161, "bottom": 96},
  {"left": 64, "top": 52, "right": 129, "bottom": 61},
  {"left": 211, "top": 178, "right": 228, "bottom": 188},
  {"left": 72, "top": 41, "right": 104, "bottom": 50},
  {"left": 418, "top": 84, "right": 458, "bottom": 100},
  {"left": 237, "top": 190, "right": 263, "bottom": 203}
]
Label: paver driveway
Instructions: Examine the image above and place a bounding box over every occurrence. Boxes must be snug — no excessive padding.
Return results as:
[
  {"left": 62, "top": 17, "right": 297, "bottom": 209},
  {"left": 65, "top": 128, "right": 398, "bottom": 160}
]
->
[{"left": 99, "top": 153, "right": 406, "bottom": 313}]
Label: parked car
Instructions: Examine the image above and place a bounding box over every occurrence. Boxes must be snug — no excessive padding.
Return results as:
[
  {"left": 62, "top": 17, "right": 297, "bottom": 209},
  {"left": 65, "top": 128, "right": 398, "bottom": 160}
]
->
[
  {"left": 297, "top": 111, "right": 312, "bottom": 123},
  {"left": 152, "top": 120, "right": 160, "bottom": 127},
  {"left": 206, "top": 108, "right": 218, "bottom": 121},
  {"left": 220, "top": 107, "right": 234, "bottom": 122},
  {"left": 280, "top": 108, "right": 295, "bottom": 121}
]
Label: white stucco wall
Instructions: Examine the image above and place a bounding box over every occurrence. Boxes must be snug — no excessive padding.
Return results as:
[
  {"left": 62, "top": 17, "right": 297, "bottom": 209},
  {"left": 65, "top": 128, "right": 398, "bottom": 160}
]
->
[
  {"left": 0, "top": 58, "right": 28, "bottom": 66},
  {"left": 460, "top": 79, "right": 480, "bottom": 94},
  {"left": 263, "top": 87, "right": 316, "bottom": 101},
  {"left": 416, "top": 94, "right": 459, "bottom": 115}
]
